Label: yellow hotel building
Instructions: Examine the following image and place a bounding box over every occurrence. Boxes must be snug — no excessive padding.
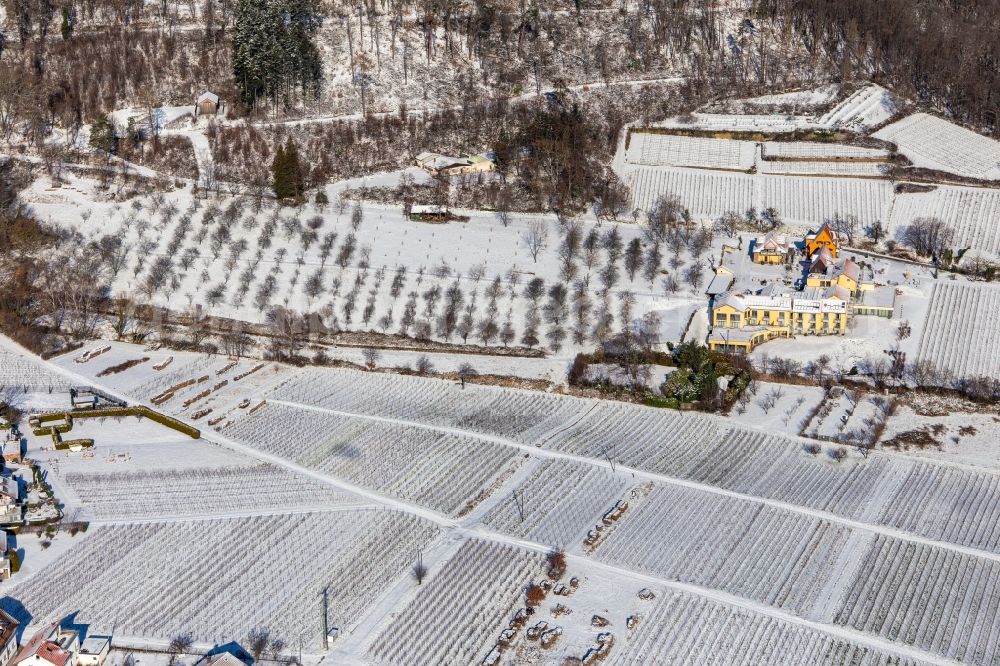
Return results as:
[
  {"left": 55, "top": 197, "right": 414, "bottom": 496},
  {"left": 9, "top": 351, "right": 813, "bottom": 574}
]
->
[{"left": 709, "top": 285, "right": 851, "bottom": 353}]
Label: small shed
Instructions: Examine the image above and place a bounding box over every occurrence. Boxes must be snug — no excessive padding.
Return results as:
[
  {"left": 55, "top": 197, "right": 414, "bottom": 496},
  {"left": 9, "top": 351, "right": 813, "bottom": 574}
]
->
[
  {"left": 410, "top": 205, "right": 451, "bottom": 222},
  {"left": 77, "top": 637, "right": 111, "bottom": 666},
  {"left": 196, "top": 91, "right": 220, "bottom": 116}
]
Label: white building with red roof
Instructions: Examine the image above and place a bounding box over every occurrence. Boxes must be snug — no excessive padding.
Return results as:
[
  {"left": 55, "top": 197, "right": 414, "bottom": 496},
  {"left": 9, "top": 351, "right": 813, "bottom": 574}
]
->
[
  {"left": 0, "top": 610, "right": 19, "bottom": 666},
  {"left": 13, "top": 623, "right": 79, "bottom": 666}
]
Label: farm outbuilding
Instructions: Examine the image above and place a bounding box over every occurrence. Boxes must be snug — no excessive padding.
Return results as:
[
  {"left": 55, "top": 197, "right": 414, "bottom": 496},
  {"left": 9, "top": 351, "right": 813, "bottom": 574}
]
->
[
  {"left": 415, "top": 151, "right": 496, "bottom": 177},
  {"left": 196, "top": 91, "right": 221, "bottom": 116},
  {"left": 410, "top": 205, "right": 452, "bottom": 222}
]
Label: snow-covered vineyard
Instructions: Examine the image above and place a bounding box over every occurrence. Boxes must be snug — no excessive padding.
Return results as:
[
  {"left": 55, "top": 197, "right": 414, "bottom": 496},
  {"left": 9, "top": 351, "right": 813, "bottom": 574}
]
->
[
  {"left": 873, "top": 113, "right": 1000, "bottom": 181},
  {"left": 0, "top": 345, "right": 72, "bottom": 399},
  {"left": 0, "top": 343, "right": 995, "bottom": 665},
  {"left": 917, "top": 282, "right": 1000, "bottom": 380},
  {"left": 618, "top": 100, "right": 1000, "bottom": 262},
  {"left": 2, "top": 511, "right": 439, "bottom": 650}
]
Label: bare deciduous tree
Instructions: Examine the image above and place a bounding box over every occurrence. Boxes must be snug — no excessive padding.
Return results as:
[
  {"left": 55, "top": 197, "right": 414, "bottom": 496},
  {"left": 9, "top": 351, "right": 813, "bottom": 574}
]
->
[
  {"left": 362, "top": 346, "right": 380, "bottom": 370},
  {"left": 522, "top": 221, "right": 549, "bottom": 263}
]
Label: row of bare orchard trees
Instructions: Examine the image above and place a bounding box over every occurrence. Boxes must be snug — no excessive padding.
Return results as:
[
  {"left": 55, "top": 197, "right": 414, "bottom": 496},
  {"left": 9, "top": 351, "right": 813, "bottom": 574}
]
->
[{"left": 91, "top": 183, "right": 723, "bottom": 361}]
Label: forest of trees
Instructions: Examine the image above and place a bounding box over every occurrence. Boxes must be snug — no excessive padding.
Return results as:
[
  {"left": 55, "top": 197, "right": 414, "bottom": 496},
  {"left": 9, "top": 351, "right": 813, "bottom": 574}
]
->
[
  {"left": 232, "top": 0, "right": 322, "bottom": 108},
  {"left": 3, "top": 0, "right": 1000, "bottom": 152},
  {"left": 755, "top": 0, "right": 1000, "bottom": 133}
]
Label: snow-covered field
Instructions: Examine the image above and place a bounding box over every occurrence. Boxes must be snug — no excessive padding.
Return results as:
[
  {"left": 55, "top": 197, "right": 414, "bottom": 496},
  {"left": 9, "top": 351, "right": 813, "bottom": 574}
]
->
[
  {"left": 625, "top": 165, "right": 754, "bottom": 215},
  {"left": 222, "top": 402, "right": 523, "bottom": 517},
  {"left": 2, "top": 339, "right": 1000, "bottom": 664},
  {"left": 621, "top": 134, "right": 894, "bottom": 231},
  {"left": 916, "top": 281, "right": 1000, "bottom": 379},
  {"left": 0, "top": 344, "right": 73, "bottom": 409},
  {"left": 7, "top": 78, "right": 1000, "bottom": 665},
  {"left": 2, "top": 511, "right": 438, "bottom": 650},
  {"left": 875, "top": 112, "right": 1000, "bottom": 180},
  {"left": 890, "top": 185, "right": 1000, "bottom": 258},
  {"left": 653, "top": 84, "right": 896, "bottom": 134},
  {"left": 758, "top": 160, "right": 888, "bottom": 177},
  {"left": 761, "top": 142, "right": 891, "bottom": 160},
  {"left": 21, "top": 170, "right": 702, "bottom": 367},
  {"left": 626, "top": 133, "right": 756, "bottom": 170}
]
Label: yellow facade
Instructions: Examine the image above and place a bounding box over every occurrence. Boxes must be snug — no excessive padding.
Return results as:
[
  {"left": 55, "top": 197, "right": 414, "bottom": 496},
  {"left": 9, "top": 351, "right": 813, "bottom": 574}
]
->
[
  {"left": 712, "top": 303, "right": 745, "bottom": 328},
  {"left": 710, "top": 291, "right": 848, "bottom": 353},
  {"left": 752, "top": 250, "right": 783, "bottom": 265},
  {"left": 714, "top": 305, "right": 846, "bottom": 336},
  {"left": 708, "top": 329, "right": 789, "bottom": 353},
  {"left": 806, "top": 272, "right": 858, "bottom": 296}
]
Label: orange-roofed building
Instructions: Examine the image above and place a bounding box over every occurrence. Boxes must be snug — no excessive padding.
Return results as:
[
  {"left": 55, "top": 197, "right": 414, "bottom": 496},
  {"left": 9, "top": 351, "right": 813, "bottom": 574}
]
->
[{"left": 805, "top": 222, "right": 839, "bottom": 258}]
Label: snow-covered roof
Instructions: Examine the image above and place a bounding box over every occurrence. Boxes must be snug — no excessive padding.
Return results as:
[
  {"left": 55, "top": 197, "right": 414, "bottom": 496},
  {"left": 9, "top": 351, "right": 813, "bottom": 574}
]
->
[
  {"left": 806, "top": 222, "right": 835, "bottom": 240},
  {"left": 714, "top": 292, "right": 745, "bottom": 311},
  {"left": 196, "top": 653, "right": 245, "bottom": 666},
  {"left": 14, "top": 624, "right": 68, "bottom": 666},
  {"left": 808, "top": 248, "right": 835, "bottom": 272},
  {"left": 801, "top": 285, "right": 849, "bottom": 302},
  {"left": 823, "top": 285, "right": 851, "bottom": 301},
  {"left": 857, "top": 286, "right": 897, "bottom": 308},
  {"left": 755, "top": 232, "right": 788, "bottom": 251},
  {"left": 197, "top": 91, "right": 220, "bottom": 104},
  {"left": 411, "top": 205, "right": 449, "bottom": 215},
  {"left": 757, "top": 283, "right": 791, "bottom": 298},
  {"left": 709, "top": 326, "right": 772, "bottom": 343},
  {"left": 706, "top": 271, "right": 735, "bottom": 296},
  {"left": 0, "top": 609, "right": 16, "bottom": 649},
  {"left": 79, "top": 637, "right": 110, "bottom": 656},
  {"left": 810, "top": 256, "right": 860, "bottom": 282},
  {"left": 415, "top": 151, "right": 437, "bottom": 161},
  {"left": 839, "top": 259, "right": 861, "bottom": 282}
]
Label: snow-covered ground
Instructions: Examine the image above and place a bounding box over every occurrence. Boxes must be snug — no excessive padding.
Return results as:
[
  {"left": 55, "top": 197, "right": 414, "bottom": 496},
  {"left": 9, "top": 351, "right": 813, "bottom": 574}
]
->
[
  {"left": 2, "top": 335, "right": 1000, "bottom": 665},
  {"left": 20, "top": 167, "right": 712, "bottom": 376},
  {"left": 654, "top": 83, "right": 897, "bottom": 134},
  {"left": 875, "top": 112, "right": 1000, "bottom": 181}
]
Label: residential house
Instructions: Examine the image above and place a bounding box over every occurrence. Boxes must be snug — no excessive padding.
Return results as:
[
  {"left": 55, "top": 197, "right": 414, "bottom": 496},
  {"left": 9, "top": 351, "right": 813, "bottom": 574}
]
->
[
  {"left": 806, "top": 255, "right": 873, "bottom": 296},
  {"left": 196, "top": 92, "right": 220, "bottom": 116},
  {"left": 751, "top": 232, "right": 792, "bottom": 265},
  {"left": 1, "top": 433, "right": 20, "bottom": 464},
  {"left": 13, "top": 623, "right": 79, "bottom": 666},
  {"left": 804, "top": 222, "right": 840, "bottom": 258},
  {"left": 415, "top": 151, "right": 496, "bottom": 177},
  {"left": 0, "top": 610, "right": 19, "bottom": 666},
  {"left": 709, "top": 285, "right": 850, "bottom": 353},
  {"left": 0, "top": 478, "right": 19, "bottom": 525},
  {"left": 194, "top": 653, "right": 245, "bottom": 666},
  {"left": 76, "top": 638, "right": 110, "bottom": 666}
]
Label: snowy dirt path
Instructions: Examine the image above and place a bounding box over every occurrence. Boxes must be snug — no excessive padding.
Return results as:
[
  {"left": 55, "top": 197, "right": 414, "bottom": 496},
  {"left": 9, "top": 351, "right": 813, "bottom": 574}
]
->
[
  {"left": 160, "top": 128, "right": 215, "bottom": 189},
  {"left": 257, "top": 76, "right": 687, "bottom": 128}
]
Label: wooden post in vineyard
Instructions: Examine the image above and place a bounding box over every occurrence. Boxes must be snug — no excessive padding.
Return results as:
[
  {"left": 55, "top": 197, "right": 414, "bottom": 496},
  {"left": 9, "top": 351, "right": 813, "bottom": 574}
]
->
[
  {"left": 320, "top": 586, "right": 329, "bottom": 650},
  {"left": 513, "top": 490, "right": 525, "bottom": 522}
]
